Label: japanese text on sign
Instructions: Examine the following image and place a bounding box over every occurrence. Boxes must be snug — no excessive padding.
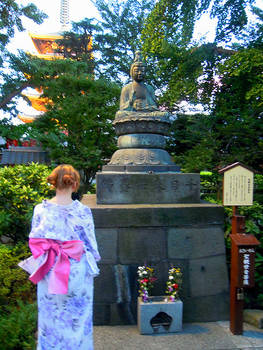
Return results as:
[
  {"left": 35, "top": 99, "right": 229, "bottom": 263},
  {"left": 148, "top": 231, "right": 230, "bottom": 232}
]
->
[
  {"left": 223, "top": 165, "right": 253, "bottom": 206},
  {"left": 238, "top": 248, "right": 255, "bottom": 287},
  {"left": 243, "top": 254, "right": 250, "bottom": 286}
]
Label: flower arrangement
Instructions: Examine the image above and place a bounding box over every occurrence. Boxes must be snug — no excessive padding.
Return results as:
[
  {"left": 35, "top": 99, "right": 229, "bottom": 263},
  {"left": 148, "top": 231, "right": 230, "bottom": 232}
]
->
[
  {"left": 137, "top": 265, "right": 156, "bottom": 302},
  {"left": 165, "top": 267, "right": 182, "bottom": 302}
]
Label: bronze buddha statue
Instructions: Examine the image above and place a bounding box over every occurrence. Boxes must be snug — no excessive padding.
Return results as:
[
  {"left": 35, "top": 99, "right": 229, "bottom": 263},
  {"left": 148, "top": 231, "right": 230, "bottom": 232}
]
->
[{"left": 115, "top": 51, "right": 169, "bottom": 119}]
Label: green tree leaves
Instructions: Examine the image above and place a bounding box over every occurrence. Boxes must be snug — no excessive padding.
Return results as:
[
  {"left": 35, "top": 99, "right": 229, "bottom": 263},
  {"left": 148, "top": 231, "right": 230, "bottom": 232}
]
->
[
  {"left": 0, "top": 1, "right": 46, "bottom": 47},
  {"left": 27, "top": 56, "right": 120, "bottom": 190},
  {"left": 0, "top": 1, "right": 47, "bottom": 64},
  {"left": 92, "top": 0, "right": 154, "bottom": 81}
]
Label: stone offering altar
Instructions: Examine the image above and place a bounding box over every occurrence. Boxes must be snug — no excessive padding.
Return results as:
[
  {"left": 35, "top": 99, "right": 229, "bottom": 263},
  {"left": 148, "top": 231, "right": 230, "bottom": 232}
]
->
[
  {"left": 137, "top": 296, "right": 183, "bottom": 334},
  {"left": 82, "top": 51, "right": 229, "bottom": 325}
]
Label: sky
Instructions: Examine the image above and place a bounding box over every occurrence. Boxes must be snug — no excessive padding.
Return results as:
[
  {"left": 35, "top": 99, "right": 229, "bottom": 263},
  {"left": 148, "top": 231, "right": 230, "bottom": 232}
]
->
[
  {"left": 11, "top": 0, "right": 262, "bottom": 53},
  {"left": 9, "top": 0, "right": 100, "bottom": 55},
  {"left": 4, "top": 0, "right": 263, "bottom": 120}
]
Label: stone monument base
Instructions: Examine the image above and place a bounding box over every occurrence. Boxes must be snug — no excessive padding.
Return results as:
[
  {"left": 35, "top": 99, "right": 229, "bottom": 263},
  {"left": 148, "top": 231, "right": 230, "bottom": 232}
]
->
[
  {"left": 82, "top": 195, "right": 229, "bottom": 325},
  {"left": 96, "top": 172, "right": 200, "bottom": 204}
]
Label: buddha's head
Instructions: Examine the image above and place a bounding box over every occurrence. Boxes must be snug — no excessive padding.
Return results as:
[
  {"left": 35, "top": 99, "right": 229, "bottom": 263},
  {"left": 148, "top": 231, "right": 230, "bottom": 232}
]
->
[{"left": 130, "top": 51, "right": 146, "bottom": 82}]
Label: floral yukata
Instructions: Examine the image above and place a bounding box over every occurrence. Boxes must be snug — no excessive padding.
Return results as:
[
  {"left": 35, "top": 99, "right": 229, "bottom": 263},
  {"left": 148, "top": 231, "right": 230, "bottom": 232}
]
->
[{"left": 29, "top": 200, "right": 100, "bottom": 350}]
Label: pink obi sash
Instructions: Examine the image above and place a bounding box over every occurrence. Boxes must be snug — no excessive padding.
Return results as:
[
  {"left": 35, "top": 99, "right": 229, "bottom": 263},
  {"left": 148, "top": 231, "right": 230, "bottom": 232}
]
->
[{"left": 29, "top": 238, "right": 84, "bottom": 294}]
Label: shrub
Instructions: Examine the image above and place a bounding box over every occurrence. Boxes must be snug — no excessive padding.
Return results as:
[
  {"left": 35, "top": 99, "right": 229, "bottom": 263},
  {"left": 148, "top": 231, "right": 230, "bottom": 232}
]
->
[
  {"left": 0, "top": 301, "right": 37, "bottom": 350},
  {"left": 200, "top": 171, "right": 222, "bottom": 200},
  {"left": 0, "top": 243, "right": 36, "bottom": 310},
  {"left": 0, "top": 244, "right": 37, "bottom": 348},
  {"left": 0, "top": 163, "right": 53, "bottom": 243},
  {"left": 254, "top": 174, "right": 263, "bottom": 203}
]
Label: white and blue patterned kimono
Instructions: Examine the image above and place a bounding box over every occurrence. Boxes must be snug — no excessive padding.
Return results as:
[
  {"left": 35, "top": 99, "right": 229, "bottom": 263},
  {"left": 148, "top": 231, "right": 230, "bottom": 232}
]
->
[{"left": 29, "top": 200, "right": 100, "bottom": 350}]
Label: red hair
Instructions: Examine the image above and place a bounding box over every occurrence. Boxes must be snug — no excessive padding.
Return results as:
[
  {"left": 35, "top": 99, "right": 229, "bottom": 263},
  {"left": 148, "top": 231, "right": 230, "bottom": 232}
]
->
[{"left": 47, "top": 164, "right": 80, "bottom": 191}]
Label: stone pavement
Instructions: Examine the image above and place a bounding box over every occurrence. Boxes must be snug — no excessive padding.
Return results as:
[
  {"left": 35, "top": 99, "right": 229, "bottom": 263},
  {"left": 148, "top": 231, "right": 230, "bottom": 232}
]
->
[{"left": 94, "top": 321, "right": 263, "bottom": 350}]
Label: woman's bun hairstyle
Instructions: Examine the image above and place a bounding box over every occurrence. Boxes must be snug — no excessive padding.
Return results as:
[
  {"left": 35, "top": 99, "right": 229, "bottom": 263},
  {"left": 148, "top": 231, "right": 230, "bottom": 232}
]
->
[
  {"left": 62, "top": 174, "right": 75, "bottom": 186},
  {"left": 47, "top": 164, "right": 80, "bottom": 191}
]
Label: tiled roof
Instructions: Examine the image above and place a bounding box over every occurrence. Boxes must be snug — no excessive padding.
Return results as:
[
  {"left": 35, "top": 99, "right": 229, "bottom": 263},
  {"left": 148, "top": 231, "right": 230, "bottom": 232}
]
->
[{"left": 1, "top": 147, "right": 49, "bottom": 165}]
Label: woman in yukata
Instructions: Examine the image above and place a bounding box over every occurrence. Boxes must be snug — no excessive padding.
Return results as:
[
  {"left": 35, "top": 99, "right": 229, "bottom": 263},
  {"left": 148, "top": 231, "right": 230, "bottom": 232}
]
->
[{"left": 27, "top": 164, "right": 100, "bottom": 350}]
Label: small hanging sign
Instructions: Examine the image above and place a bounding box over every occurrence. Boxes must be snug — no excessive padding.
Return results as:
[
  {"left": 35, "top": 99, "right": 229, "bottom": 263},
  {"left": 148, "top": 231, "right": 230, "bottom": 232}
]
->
[{"left": 219, "top": 162, "right": 254, "bottom": 206}]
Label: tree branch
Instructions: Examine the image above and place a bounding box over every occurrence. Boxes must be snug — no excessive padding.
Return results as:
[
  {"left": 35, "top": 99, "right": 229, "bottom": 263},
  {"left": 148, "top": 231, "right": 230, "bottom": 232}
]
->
[{"left": 0, "top": 81, "right": 31, "bottom": 109}]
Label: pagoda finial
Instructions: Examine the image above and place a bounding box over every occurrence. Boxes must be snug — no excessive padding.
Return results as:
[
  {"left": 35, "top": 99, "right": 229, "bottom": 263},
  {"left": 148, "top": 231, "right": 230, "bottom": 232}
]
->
[{"left": 60, "top": 0, "right": 70, "bottom": 32}]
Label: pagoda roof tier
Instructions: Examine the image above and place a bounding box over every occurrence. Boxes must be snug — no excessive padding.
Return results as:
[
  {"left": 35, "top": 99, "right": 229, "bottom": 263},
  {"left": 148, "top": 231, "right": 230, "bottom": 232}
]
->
[
  {"left": 22, "top": 93, "right": 52, "bottom": 112},
  {"left": 18, "top": 113, "right": 42, "bottom": 124},
  {"left": 31, "top": 53, "right": 64, "bottom": 60},
  {"left": 29, "top": 32, "right": 64, "bottom": 39},
  {"left": 29, "top": 32, "right": 63, "bottom": 55},
  {"left": 22, "top": 90, "right": 41, "bottom": 98}
]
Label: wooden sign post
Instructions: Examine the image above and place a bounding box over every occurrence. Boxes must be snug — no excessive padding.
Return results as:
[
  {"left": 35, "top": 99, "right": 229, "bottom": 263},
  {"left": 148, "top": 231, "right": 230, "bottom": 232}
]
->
[{"left": 219, "top": 162, "right": 259, "bottom": 335}]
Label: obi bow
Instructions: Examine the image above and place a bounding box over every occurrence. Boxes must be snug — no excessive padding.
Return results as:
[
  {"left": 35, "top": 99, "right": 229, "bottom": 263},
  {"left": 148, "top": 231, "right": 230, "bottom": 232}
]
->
[{"left": 29, "top": 238, "right": 84, "bottom": 294}]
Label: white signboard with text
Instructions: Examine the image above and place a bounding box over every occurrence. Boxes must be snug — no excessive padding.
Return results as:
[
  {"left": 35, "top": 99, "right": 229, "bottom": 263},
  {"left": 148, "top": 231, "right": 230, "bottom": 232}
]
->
[{"left": 223, "top": 165, "right": 254, "bottom": 206}]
